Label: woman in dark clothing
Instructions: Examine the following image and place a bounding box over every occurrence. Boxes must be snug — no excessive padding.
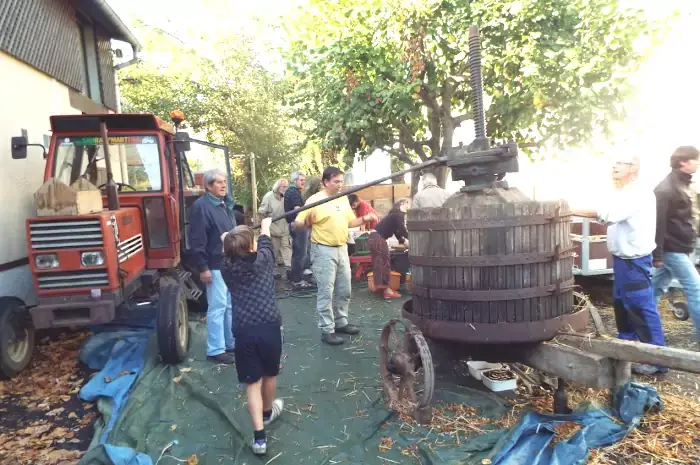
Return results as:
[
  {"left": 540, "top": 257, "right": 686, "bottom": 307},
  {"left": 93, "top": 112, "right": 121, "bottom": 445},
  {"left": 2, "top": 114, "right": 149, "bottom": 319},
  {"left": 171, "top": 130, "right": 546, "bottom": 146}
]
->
[{"left": 369, "top": 199, "right": 409, "bottom": 299}]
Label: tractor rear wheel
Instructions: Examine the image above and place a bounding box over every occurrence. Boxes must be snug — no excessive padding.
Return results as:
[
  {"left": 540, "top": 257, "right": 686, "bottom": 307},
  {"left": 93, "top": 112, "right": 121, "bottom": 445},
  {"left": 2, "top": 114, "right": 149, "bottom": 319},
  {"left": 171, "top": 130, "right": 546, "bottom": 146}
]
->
[
  {"left": 0, "top": 297, "right": 35, "bottom": 379},
  {"left": 157, "top": 282, "right": 189, "bottom": 364}
]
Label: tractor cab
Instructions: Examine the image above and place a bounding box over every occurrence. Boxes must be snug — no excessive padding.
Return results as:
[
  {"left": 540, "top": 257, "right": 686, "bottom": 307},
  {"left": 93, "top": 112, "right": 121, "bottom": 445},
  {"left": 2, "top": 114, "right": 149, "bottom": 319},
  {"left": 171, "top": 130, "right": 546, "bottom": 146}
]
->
[{"left": 2, "top": 112, "right": 232, "bottom": 378}]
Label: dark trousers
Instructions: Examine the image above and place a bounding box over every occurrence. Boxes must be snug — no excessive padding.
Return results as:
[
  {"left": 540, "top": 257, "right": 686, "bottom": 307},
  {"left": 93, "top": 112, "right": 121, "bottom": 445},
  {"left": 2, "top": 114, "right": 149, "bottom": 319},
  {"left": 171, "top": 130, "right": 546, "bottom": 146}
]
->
[
  {"left": 612, "top": 254, "right": 665, "bottom": 347},
  {"left": 290, "top": 224, "right": 310, "bottom": 282}
]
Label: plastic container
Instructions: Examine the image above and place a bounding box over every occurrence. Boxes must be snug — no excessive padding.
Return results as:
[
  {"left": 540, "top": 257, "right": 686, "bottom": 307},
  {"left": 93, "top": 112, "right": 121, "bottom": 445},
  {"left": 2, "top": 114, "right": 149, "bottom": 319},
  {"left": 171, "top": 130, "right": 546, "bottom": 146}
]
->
[
  {"left": 480, "top": 368, "right": 518, "bottom": 392},
  {"left": 467, "top": 361, "right": 506, "bottom": 380},
  {"left": 354, "top": 233, "right": 370, "bottom": 253}
]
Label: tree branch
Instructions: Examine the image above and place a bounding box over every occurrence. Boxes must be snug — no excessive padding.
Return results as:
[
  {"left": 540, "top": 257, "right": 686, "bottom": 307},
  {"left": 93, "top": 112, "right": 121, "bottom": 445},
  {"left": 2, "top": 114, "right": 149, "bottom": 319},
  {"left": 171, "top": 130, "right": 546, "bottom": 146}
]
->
[
  {"left": 452, "top": 113, "right": 472, "bottom": 126},
  {"left": 418, "top": 86, "right": 441, "bottom": 115},
  {"left": 381, "top": 146, "right": 415, "bottom": 166},
  {"left": 395, "top": 120, "right": 428, "bottom": 161}
]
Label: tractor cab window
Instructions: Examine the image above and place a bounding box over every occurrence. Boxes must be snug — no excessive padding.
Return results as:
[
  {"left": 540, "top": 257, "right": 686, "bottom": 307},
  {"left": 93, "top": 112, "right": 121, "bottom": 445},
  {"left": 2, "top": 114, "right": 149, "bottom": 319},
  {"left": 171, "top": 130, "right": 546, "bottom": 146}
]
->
[{"left": 53, "top": 135, "right": 162, "bottom": 191}]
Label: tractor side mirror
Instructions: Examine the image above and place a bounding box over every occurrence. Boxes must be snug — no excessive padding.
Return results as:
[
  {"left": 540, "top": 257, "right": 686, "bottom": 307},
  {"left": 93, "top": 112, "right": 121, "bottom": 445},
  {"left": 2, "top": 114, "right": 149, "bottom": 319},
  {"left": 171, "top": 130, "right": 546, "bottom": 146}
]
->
[
  {"left": 174, "top": 132, "right": 191, "bottom": 152},
  {"left": 11, "top": 136, "right": 27, "bottom": 159}
]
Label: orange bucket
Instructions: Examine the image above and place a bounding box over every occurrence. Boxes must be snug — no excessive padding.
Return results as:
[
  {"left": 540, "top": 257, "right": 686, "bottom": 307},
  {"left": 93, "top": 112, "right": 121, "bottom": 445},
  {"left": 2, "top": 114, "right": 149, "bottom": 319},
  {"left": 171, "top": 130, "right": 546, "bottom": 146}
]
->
[{"left": 389, "top": 271, "right": 401, "bottom": 291}]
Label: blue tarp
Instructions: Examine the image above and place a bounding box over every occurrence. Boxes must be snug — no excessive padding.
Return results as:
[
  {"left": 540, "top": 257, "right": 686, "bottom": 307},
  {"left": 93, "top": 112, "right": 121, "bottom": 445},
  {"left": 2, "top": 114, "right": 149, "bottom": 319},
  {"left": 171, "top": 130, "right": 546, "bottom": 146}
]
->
[
  {"left": 487, "top": 384, "right": 662, "bottom": 465},
  {"left": 79, "top": 329, "right": 153, "bottom": 465}
]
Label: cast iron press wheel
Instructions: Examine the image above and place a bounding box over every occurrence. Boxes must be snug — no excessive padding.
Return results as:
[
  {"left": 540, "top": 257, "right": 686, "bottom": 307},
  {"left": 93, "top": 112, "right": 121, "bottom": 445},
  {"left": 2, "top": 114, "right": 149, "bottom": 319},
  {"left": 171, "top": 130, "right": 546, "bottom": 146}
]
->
[
  {"left": 379, "top": 319, "right": 434, "bottom": 420},
  {"left": 671, "top": 301, "right": 690, "bottom": 321},
  {"left": 0, "top": 297, "right": 35, "bottom": 379},
  {"left": 157, "top": 281, "right": 190, "bottom": 364}
]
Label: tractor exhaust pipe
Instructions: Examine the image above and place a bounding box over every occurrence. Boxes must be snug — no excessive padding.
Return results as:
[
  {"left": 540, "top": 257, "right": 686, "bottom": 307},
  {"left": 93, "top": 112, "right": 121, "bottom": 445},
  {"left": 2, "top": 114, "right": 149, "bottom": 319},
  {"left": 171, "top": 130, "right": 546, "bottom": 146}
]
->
[{"left": 100, "top": 121, "right": 120, "bottom": 211}]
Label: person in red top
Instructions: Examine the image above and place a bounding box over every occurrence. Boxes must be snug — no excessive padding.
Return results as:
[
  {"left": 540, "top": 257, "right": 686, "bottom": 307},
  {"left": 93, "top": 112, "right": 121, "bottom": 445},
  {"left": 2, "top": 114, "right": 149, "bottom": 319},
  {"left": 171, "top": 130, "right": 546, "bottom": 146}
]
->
[{"left": 348, "top": 194, "right": 380, "bottom": 230}]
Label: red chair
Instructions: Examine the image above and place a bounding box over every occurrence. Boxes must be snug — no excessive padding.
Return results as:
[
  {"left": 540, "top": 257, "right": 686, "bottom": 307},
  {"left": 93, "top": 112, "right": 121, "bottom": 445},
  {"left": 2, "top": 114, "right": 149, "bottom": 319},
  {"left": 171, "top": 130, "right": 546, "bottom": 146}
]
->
[{"left": 349, "top": 254, "right": 372, "bottom": 280}]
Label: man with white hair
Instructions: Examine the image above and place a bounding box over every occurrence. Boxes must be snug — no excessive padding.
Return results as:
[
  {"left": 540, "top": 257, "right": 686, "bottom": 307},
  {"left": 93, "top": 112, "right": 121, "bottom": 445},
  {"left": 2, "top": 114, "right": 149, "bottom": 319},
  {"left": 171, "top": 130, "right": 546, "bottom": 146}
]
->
[
  {"left": 573, "top": 153, "right": 666, "bottom": 375},
  {"left": 411, "top": 172, "right": 449, "bottom": 209},
  {"left": 284, "top": 171, "right": 314, "bottom": 289},
  {"left": 189, "top": 168, "right": 236, "bottom": 364},
  {"left": 259, "top": 178, "right": 292, "bottom": 272}
]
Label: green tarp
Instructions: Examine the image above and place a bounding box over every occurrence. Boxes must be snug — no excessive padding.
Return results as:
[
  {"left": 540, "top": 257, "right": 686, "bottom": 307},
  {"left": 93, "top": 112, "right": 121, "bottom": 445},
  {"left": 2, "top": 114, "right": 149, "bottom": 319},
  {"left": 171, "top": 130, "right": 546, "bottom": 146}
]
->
[{"left": 79, "top": 289, "right": 510, "bottom": 465}]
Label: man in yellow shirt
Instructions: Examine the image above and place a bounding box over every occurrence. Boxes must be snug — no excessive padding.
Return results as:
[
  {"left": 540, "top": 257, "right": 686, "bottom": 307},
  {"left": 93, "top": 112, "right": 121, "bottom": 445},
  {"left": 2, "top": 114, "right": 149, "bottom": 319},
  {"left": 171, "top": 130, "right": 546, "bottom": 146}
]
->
[{"left": 295, "top": 166, "right": 378, "bottom": 345}]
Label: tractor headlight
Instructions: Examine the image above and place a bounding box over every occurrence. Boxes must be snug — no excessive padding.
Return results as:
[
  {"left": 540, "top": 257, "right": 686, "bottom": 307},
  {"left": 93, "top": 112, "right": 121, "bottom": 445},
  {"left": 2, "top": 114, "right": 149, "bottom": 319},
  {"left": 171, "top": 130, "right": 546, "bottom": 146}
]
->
[
  {"left": 35, "top": 254, "right": 59, "bottom": 269},
  {"left": 81, "top": 251, "right": 105, "bottom": 267}
]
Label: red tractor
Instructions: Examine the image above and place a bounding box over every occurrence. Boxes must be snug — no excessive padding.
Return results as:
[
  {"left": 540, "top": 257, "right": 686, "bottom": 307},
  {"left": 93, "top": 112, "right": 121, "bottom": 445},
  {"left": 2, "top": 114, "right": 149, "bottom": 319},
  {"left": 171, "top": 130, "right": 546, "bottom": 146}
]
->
[{"left": 1, "top": 112, "right": 231, "bottom": 378}]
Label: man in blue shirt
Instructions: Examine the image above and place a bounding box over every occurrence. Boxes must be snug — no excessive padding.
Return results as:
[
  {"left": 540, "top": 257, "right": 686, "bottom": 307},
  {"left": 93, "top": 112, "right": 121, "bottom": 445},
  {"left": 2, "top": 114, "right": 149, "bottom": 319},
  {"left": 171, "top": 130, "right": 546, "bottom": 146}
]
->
[{"left": 189, "top": 168, "right": 236, "bottom": 364}]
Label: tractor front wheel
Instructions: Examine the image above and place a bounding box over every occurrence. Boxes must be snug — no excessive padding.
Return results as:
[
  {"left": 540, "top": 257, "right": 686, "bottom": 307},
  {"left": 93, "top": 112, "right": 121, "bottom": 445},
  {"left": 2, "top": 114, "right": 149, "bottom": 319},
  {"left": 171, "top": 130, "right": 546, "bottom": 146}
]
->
[
  {"left": 0, "top": 297, "right": 35, "bottom": 379},
  {"left": 157, "top": 281, "right": 190, "bottom": 364}
]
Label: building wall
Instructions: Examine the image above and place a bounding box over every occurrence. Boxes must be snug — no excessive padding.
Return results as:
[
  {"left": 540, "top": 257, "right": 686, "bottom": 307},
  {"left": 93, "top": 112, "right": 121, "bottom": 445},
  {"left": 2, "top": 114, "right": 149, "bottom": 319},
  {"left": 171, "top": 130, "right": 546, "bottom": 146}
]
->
[
  {"left": 0, "top": 0, "right": 118, "bottom": 110},
  {"left": 0, "top": 52, "right": 90, "bottom": 305}
]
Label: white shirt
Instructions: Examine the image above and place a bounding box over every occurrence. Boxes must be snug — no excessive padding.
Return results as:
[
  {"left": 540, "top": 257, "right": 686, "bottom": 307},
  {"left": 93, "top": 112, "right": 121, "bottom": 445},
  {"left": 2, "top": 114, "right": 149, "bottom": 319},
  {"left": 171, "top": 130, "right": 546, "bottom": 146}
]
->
[{"left": 597, "top": 181, "right": 656, "bottom": 259}]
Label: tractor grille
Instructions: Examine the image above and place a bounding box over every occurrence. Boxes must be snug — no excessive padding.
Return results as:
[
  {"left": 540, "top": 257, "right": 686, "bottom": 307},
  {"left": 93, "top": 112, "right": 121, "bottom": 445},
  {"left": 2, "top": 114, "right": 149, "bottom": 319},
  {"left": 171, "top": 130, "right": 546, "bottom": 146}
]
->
[
  {"left": 36, "top": 270, "right": 109, "bottom": 290},
  {"left": 29, "top": 219, "right": 104, "bottom": 250}
]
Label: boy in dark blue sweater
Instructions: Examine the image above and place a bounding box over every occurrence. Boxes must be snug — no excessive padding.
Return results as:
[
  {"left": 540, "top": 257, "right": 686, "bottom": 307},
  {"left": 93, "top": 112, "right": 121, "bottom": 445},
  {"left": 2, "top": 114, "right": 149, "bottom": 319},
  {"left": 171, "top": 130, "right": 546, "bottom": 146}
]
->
[{"left": 220, "top": 218, "right": 284, "bottom": 455}]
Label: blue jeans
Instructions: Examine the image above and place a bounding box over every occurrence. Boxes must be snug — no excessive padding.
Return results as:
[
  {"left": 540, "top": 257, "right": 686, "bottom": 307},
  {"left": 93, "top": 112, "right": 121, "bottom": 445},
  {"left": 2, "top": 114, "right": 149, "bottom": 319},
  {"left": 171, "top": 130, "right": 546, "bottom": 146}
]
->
[
  {"left": 206, "top": 269, "right": 235, "bottom": 356},
  {"left": 652, "top": 252, "right": 700, "bottom": 340},
  {"left": 290, "top": 224, "right": 310, "bottom": 283},
  {"left": 311, "top": 243, "right": 351, "bottom": 333},
  {"left": 612, "top": 255, "right": 665, "bottom": 346}
]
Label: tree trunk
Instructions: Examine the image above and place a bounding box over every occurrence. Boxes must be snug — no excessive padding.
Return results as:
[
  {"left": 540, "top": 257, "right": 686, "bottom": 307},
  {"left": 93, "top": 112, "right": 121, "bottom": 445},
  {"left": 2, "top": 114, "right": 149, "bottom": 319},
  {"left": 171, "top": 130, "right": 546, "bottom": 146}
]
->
[
  {"left": 435, "top": 118, "right": 456, "bottom": 188},
  {"left": 434, "top": 165, "right": 451, "bottom": 188},
  {"left": 410, "top": 169, "right": 420, "bottom": 198}
]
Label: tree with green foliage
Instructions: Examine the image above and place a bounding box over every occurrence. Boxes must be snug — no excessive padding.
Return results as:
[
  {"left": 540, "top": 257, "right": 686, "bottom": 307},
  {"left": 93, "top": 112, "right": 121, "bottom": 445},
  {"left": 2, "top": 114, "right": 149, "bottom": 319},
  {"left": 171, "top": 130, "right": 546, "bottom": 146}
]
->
[
  {"left": 285, "top": 0, "right": 665, "bottom": 189},
  {"left": 119, "top": 23, "right": 305, "bottom": 209}
]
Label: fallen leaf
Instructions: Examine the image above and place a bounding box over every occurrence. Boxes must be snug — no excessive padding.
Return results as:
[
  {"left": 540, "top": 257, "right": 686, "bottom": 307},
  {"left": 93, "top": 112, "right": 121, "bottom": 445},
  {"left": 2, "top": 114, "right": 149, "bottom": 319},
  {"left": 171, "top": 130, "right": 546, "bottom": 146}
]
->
[
  {"left": 170, "top": 424, "right": 178, "bottom": 431},
  {"left": 173, "top": 375, "right": 183, "bottom": 383},
  {"left": 68, "top": 412, "right": 77, "bottom": 419},
  {"left": 180, "top": 367, "right": 192, "bottom": 373},
  {"left": 186, "top": 456, "right": 199, "bottom": 465},
  {"left": 46, "top": 407, "right": 65, "bottom": 416}
]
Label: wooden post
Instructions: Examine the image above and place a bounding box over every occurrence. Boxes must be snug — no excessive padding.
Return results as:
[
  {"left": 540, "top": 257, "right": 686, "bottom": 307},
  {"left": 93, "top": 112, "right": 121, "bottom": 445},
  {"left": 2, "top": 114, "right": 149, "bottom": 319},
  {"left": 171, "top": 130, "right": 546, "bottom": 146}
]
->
[
  {"left": 250, "top": 152, "right": 258, "bottom": 226},
  {"left": 556, "top": 333, "right": 700, "bottom": 374}
]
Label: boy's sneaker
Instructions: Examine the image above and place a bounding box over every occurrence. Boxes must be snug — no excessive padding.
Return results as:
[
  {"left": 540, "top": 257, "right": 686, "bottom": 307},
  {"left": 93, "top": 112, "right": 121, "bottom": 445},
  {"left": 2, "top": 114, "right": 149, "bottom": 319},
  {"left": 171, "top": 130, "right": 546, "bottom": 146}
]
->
[
  {"left": 292, "top": 280, "right": 314, "bottom": 290},
  {"left": 251, "top": 439, "right": 267, "bottom": 455},
  {"left": 263, "top": 398, "right": 284, "bottom": 426}
]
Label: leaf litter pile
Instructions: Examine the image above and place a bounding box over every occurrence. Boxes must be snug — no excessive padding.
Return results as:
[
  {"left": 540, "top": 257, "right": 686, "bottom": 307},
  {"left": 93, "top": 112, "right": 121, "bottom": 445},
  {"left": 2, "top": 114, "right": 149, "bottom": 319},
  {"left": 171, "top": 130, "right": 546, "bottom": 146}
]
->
[
  {"left": 0, "top": 330, "right": 96, "bottom": 465},
  {"left": 388, "top": 382, "right": 700, "bottom": 465}
]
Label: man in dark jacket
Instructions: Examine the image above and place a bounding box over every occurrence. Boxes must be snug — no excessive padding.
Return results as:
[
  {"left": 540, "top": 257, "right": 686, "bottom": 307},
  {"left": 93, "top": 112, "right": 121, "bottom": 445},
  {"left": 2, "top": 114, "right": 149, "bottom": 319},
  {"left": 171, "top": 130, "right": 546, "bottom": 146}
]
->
[
  {"left": 284, "top": 171, "right": 313, "bottom": 289},
  {"left": 652, "top": 146, "right": 700, "bottom": 345},
  {"left": 189, "top": 168, "right": 236, "bottom": 364}
]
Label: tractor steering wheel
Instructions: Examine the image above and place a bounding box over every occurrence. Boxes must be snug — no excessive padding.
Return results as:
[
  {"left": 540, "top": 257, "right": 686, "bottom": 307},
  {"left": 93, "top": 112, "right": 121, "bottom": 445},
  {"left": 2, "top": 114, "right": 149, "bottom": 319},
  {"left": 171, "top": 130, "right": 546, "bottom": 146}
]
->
[{"left": 98, "top": 182, "right": 138, "bottom": 192}]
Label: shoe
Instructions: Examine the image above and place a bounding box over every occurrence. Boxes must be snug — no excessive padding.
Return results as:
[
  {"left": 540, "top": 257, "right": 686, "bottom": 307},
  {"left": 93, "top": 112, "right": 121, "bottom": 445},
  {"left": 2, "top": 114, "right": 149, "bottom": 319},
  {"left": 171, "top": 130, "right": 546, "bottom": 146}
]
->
[
  {"left": 292, "top": 280, "right": 314, "bottom": 290},
  {"left": 631, "top": 363, "right": 666, "bottom": 376},
  {"left": 322, "top": 332, "right": 344, "bottom": 345},
  {"left": 264, "top": 398, "right": 284, "bottom": 426},
  {"left": 383, "top": 288, "right": 402, "bottom": 299},
  {"left": 207, "top": 353, "right": 235, "bottom": 364},
  {"left": 251, "top": 439, "right": 267, "bottom": 455},
  {"left": 335, "top": 324, "right": 361, "bottom": 335}
]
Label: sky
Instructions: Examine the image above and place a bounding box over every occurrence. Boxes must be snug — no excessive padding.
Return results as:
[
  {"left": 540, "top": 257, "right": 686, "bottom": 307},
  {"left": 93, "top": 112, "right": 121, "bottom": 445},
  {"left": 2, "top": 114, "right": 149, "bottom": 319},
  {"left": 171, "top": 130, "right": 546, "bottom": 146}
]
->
[{"left": 107, "top": 0, "right": 700, "bottom": 204}]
